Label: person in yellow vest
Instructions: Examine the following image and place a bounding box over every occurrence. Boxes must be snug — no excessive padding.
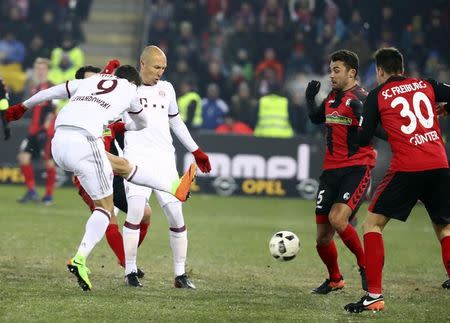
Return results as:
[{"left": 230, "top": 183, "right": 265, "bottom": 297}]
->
[
  {"left": 254, "top": 82, "right": 294, "bottom": 138},
  {"left": 177, "top": 80, "right": 202, "bottom": 130},
  {"left": 48, "top": 35, "right": 85, "bottom": 85}
]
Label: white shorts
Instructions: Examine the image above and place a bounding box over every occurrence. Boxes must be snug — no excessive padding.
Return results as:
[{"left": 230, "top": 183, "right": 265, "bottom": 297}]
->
[
  {"left": 124, "top": 150, "right": 179, "bottom": 206},
  {"left": 52, "top": 126, "right": 113, "bottom": 200}
]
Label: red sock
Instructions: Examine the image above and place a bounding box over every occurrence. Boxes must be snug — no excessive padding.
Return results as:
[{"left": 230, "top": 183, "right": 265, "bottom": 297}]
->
[
  {"left": 338, "top": 224, "right": 365, "bottom": 268},
  {"left": 316, "top": 240, "right": 342, "bottom": 282},
  {"left": 21, "top": 164, "right": 35, "bottom": 191},
  {"left": 364, "top": 232, "right": 384, "bottom": 294},
  {"left": 138, "top": 222, "right": 150, "bottom": 247},
  {"left": 45, "top": 167, "right": 56, "bottom": 196},
  {"left": 441, "top": 236, "right": 450, "bottom": 277},
  {"left": 105, "top": 224, "right": 125, "bottom": 267}
]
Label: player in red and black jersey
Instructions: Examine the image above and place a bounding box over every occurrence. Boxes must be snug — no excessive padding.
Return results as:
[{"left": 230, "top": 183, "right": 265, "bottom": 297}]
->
[
  {"left": 17, "top": 58, "right": 57, "bottom": 205},
  {"left": 306, "top": 50, "right": 377, "bottom": 295},
  {"left": 345, "top": 48, "right": 450, "bottom": 313}
]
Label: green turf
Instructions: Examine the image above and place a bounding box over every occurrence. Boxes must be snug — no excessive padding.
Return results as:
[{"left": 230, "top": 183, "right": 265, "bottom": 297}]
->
[{"left": 0, "top": 185, "right": 448, "bottom": 322}]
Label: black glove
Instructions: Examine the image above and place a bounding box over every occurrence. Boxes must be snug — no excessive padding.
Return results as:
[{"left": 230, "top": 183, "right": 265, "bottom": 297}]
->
[
  {"left": 4, "top": 126, "right": 10, "bottom": 140},
  {"left": 305, "top": 80, "right": 321, "bottom": 101},
  {"left": 348, "top": 99, "right": 363, "bottom": 118}
]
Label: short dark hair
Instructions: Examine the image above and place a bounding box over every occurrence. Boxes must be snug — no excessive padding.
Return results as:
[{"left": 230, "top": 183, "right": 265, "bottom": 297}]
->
[
  {"left": 374, "top": 47, "right": 404, "bottom": 74},
  {"left": 114, "top": 65, "right": 142, "bottom": 86},
  {"left": 330, "top": 50, "right": 359, "bottom": 76},
  {"left": 75, "top": 65, "right": 101, "bottom": 79}
]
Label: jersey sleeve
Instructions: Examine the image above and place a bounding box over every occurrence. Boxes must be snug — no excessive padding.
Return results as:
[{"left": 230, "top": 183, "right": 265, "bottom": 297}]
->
[
  {"left": 128, "top": 92, "right": 144, "bottom": 114},
  {"left": 307, "top": 95, "right": 325, "bottom": 124},
  {"left": 23, "top": 82, "right": 76, "bottom": 109},
  {"left": 427, "top": 79, "right": 450, "bottom": 103},
  {"left": 358, "top": 90, "right": 380, "bottom": 147},
  {"left": 167, "top": 83, "right": 179, "bottom": 117}
]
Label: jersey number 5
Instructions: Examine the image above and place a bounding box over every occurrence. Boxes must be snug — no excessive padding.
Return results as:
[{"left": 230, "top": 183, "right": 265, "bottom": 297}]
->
[{"left": 390, "top": 91, "right": 434, "bottom": 135}]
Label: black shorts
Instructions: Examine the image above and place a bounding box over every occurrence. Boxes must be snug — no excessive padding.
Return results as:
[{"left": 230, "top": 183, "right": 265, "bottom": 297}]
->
[
  {"left": 369, "top": 168, "right": 450, "bottom": 224},
  {"left": 315, "top": 165, "right": 371, "bottom": 216},
  {"left": 20, "top": 132, "right": 51, "bottom": 160},
  {"left": 110, "top": 133, "right": 127, "bottom": 213},
  {"left": 113, "top": 175, "right": 128, "bottom": 213}
]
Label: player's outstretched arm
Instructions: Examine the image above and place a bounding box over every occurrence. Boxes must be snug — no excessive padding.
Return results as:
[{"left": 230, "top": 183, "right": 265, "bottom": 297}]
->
[
  {"left": 5, "top": 82, "right": 81, "bottom": 122},
  {"left": 169, "top": 114, "right": 211, "bottom": 173}
]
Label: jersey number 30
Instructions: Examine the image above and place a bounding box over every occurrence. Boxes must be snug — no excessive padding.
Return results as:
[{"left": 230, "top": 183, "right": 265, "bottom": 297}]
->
[{"left": 391, "top": 91, "right": 434, "bottom": 134}]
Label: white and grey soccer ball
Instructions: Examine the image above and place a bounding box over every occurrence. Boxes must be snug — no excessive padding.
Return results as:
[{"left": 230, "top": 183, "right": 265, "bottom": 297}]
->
[{"left": 269, "top": 231, "right": 300, "bottom": 261}]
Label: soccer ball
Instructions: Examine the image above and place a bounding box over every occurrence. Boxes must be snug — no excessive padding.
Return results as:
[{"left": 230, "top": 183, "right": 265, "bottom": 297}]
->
[{"left": 269, "top": 231, "right": 300, "bottom": 261}]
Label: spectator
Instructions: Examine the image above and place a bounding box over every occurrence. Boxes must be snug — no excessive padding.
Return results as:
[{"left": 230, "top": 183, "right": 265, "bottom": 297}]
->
[
  {"left": 223, "top": 17, "right": 256, "bottom": 64},
  {"left": 201, "top": 82, "right": 229, "bottom": 130},
  {"left": 259, "top": 0, "right": 285, "bottom": 31},
  {"left": 0, "top": 30, "right": 26, "bottom": 64},
  {"left": 232, "top": 48, "right": 254, "bottom": 83},
  {"left": 148, "top": 17, "right": 173, "bottom": 48},
  {"left": 254, "top": 82, "right": 294, "bottom": 138},
  {"left": 288, "top": 0, "right": 314, "bottom": 32},
  {"left": 23, "top": 34, "right": 51, "bottom": 70},
  {"left": 230, "top": 81, "right": 257, "bottom": 128},
  {"left": 315, "top": 2, "right": 346, "bottom": 47},
  {"left": 233, "top": 2, "right": 256, "bottom": 29},
  {"left": 150, "top": 0, "right": 175, "bottom": 23},
  {"left": 36, "top": 9, "right": 61, "bottom": 50},
  {"left": 255, "top": 48, "right": 284, "bottom": 83},
  {"left": 199, "top": 60, "right": 227, "bottom": 98},
  {"left": 169, "top": 58, "right": 198, "bottom": 91},
  {"left": 174, "top": 0, "right": 208, "bottom": 35},
  {"left": 175, "top": 21, "right": 200, "bottom": 63},
  {"left": 177, "top": 80, "right": 203, "bottom": 130},
  {"left": 285, "top": 44, "right": 314, "bottom": 78},
  {"left": 48, "top": 34, "right": 85, "bottom": 84},
  {"left": 340, "top": 24, "right": 372, "bottom": 71},
  {"left": 216, "top": 113, "right": 253, "bottom": 135}
]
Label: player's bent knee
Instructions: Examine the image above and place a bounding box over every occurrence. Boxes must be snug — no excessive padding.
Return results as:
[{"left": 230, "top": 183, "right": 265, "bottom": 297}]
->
[
  {"left": 93, "top": 195, "right": 114, "bottom": 214},
  {"left": 363, "top": 211, "right": 388, "bottom": 233},
  {"left": 18, "top": 152, "right": 31, "bottom": 165},
  {"left": 433, "top": 222, "right": 450, "bottom": 240},
  {"left": 126, "top": 195, "right": 147, "bottom": 224},
  {"left": 316, "top": 236, "right": 333, "bottom": 246}
]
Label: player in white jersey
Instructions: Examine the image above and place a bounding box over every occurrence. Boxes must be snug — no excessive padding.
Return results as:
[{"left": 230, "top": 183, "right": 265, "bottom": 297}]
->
[
  {"left": 5, "top": 65, "right": 197, "bottom": 291},
  {"left": 121, "top": 46, "right": 211, "bottom": 288}
]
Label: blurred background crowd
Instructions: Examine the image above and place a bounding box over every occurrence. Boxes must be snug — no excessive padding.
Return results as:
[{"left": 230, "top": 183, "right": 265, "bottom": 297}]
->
[{"left": 1, "top": 0, "right": 449, "bottom": 138}]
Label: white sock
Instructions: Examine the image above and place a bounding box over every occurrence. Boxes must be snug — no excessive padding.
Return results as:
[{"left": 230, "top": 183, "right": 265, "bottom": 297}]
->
[
  {"left": 368, "top": 293, "right": 382, "bottom": 298},
  {"left": 123, "top": 226, "right": 140, "bottom": 275},
  {"left": 170, "top": 230, "right": 187, "bottom": 277},
  {"left": 77, "top": 208, "right": 110, "bottom": 257},
  {"left": 127, "top": 164, "right": 176, "bottom": 193}
]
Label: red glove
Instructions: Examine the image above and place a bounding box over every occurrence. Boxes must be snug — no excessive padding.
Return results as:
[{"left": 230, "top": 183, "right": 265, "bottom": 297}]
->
[
  {"left": 102, "top": 59, "right": 121, "bottom": 74},
  {"left": 192, "top": 148, "right": 211, "bottom": 173},
  {"left": 5, "top": 103, "right": 26, "bottom": 122}
]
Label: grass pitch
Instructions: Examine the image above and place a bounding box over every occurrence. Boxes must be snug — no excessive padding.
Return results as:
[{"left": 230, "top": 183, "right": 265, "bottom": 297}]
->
[{"left": 0, "top": 185, "right": 448, "bottom": 322}]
